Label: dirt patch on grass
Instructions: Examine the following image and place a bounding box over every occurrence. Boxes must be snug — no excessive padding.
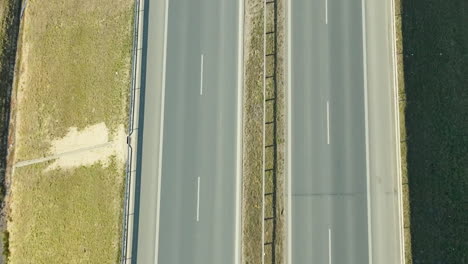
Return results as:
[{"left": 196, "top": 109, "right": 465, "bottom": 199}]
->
[
  {"left": 47, "top": 123, "right": 127, "bottom": 171},
  {"left": 5, "top": 0, "right": 134, "bottom": 263}
]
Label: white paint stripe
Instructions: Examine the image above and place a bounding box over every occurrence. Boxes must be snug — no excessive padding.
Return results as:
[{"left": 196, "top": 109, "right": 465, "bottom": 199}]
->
[
  {"left": 197, "top": 177, "right": 200, "bottom": 222},
  {"left": 287, "top": 0, "right": 293, "bottom": 262},
  {"left": 327, "top": 101, "right": 330, "bottom": 145},
  {"left": 325, "top": 0, "right": 328, "bottom": 24},
  {"left": 360, "top": 0, "right": 373, "bottom": 263},
  {"left": 328, "top": 228, "right": 332, "bottom": 264},
  {"left": 235, "top": 0, "right": 245, "bottom": 262},
  {"left": 200, "top": 54, "right": 204, "bottom": 95},
  {"left": 154, "top": 0, "right": 170, "bottom": 262},
  {"left": 390, "top": 0, "right": 406, "bottom": 261},
  {"left": 262, "top": 0, "right": 267, "bottom": 262}
]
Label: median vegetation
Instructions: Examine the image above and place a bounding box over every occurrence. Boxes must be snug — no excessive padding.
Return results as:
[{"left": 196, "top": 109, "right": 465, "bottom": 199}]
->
[
  {"left": 241, "top": 0, "right": 286, "bottom": 263},
  {"left": 401, "top": 0, "right": 467, "bottom": 262},
  {"left": 5, "top": 0, "right": 134, "bottom": 263},
  {"left": 241, "top": 0, "right": 265, "bottom": 262}
]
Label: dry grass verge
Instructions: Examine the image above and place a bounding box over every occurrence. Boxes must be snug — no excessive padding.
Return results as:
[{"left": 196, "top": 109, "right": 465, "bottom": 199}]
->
[
  {"left": 242, "top": 0, "right": 265, "bottom": 263},
  {"left": 9, "top": 161, "right": 124, "bottom": 263},
  {"left": 13, "top": 0, "right": 133, "bottom": 162},
  {"left": 393, "top": 0, "right": 413, "bottom": 263},
  {"left": 5, "top": 0, "right": 134, "bottom": 263}
]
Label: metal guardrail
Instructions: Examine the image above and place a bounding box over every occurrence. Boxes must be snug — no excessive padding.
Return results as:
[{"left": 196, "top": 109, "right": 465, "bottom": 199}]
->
[
  {"left": 20, "top": 0, "right": 28, "bottom": 19},
  {"left": 263, "top": 0, "right": 279, "bottom": 263},
  {"left": 120, "top": 0, "right": 142, "bottom": 262}
]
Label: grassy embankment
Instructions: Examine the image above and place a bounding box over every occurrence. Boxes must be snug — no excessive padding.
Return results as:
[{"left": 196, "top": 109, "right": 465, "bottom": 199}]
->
[
  {"left": 0, "top": 0, "right": 21, "bottom": 261},
  {"left": 401, "top": 0, "right": 467, "bottom": 263},
  {"left": 5, "top": 0, "right": 134, "bottom": 263},
  {"left": 0, "top": 0, "right": 20, "bottom": 201}
]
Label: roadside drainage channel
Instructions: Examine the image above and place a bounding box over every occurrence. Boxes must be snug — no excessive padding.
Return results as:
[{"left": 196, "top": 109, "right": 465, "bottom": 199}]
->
[
  {"left": 263, "top": 0, "right": 279, "bottom": 263},
  {"left": 120, "top": 0, "right": 144, "bottom": 262}
]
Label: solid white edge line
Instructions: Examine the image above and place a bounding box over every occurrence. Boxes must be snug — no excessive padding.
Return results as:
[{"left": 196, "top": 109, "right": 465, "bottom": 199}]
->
[
  {"left": 390, "top": 0, "right": 406, "bottom": 262},
  {"left": 360, "top": 0, "right": 373, "bottom": 263},
  {"left": 235, "top": 0, "right": 244, "bottom": 261},
  {"left": 262, "top": 0, "right": 267, "bottom": 263},
  {"left": 197, "top": 177, "right": 201, "bottom": 221},
  {"left": 328, "top": 228, "right": 332, "bottom": 264},
  {"left": 154, "top": 0, "right": 169, "bottom": 262},
  {"left": 286, "top": 0, "right": 292, "bottom": 262},
  {"left": 327, "top": 101, "right": 330, "bottom": 145},
  {"left": 325, "top": 0, "right": 328, "bottom": 24},
  {"left": 200, "top": 54, "right": 204, "bottom": 95}
]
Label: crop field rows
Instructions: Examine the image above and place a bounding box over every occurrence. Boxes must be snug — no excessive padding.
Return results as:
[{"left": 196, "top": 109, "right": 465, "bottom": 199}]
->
[{"left": 401, "top": 0, "right": 467, "bottom": 263}]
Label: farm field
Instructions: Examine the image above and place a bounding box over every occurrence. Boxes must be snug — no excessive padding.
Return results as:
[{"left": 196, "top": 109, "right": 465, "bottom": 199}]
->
[{"left": 401, "top": 0, "right": 467, "bottom": 263}]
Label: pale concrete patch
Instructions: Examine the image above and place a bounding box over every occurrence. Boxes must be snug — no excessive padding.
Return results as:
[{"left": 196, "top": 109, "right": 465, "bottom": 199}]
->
[{"left": 47, "top": 122, "right": 127, "bottom": 170}]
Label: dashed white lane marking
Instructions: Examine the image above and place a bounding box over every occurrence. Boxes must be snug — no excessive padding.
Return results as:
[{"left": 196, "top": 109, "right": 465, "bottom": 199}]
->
[
  {"left": 197, "top": 177, "right": 201, "bottom": 222},
  {"left": 329, "top": 228, "right": 332, "bottom": 264},
  {"left": 325, "top": 0, "right": 328, "bottom": 24},
  {"left": 200, "top": 54, "right": 204, "bottom": 95},
  {"left": 327, "top": 100, "right": 330, "bottom": 145}
]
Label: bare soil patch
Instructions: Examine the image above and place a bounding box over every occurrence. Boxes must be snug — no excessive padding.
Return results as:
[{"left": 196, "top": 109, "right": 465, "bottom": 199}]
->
[{"left": 47, "top": 123, "right": 126, "bottom": 171}]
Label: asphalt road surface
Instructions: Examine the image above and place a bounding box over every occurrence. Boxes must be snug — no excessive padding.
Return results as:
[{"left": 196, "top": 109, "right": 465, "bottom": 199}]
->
[
  {"left": 132, "top": 0, "right": 242, "bottom": 263},
  {"left": 289, "top": 0, "right": 403, "bottom": 263}
]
